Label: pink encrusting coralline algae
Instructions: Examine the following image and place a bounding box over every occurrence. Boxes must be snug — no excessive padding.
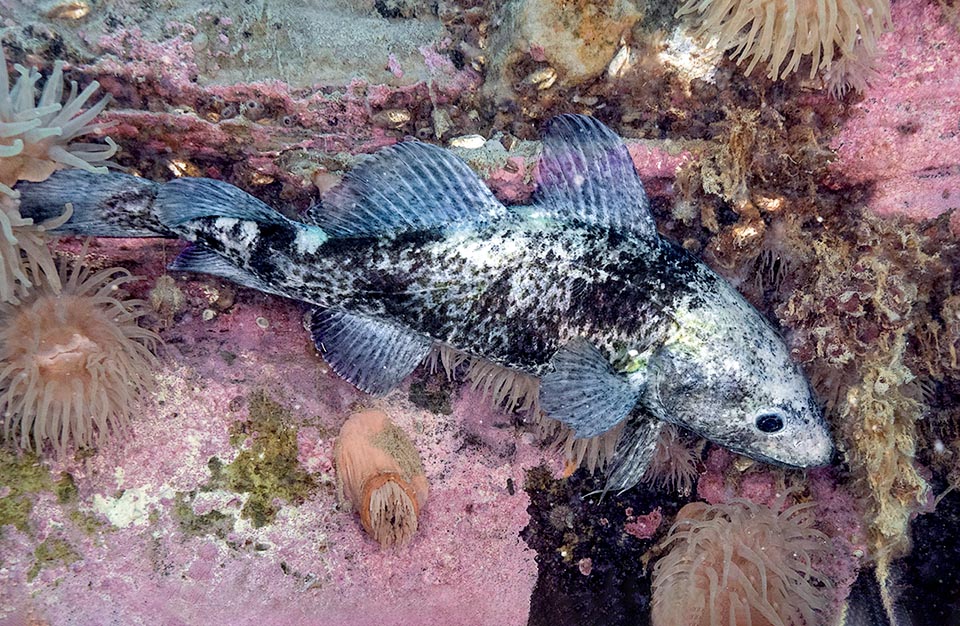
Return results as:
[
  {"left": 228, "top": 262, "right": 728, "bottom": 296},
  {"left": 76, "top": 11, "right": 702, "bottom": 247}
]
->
[
  {"left": 3, "top": 0, "right": 957, "bottom": 621},
  {"left": 828, "top": 0, "right": 960, "bottom": 224},
  {"left": 0, "top": 238, "right": 551, "bottom": 625}
]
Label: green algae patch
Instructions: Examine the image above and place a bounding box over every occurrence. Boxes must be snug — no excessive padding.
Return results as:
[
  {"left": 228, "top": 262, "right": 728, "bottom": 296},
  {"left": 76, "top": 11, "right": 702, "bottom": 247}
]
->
[
  {"left": 219, "top": 391, "right": 318, "bottom": 528},
  {"left": 173, "top": 491, "right": 234, "bottom": 539},
  {"left": 55, "top": 472, "right": 79, "bottom": 505},
  {"left": 68, "top": 510, "right": 108, "bottom": 536},
  {"left": 26, "top": 537, "right": 80, "bottom": 582},
  {"left": 0, "top": 450, "right": 53, "bottom": 535}
]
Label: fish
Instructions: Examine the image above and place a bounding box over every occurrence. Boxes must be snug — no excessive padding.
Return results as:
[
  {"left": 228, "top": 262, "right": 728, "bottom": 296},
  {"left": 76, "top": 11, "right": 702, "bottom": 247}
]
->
[{"left": 16, "top": 114, "right": 834, "bottom": 491}]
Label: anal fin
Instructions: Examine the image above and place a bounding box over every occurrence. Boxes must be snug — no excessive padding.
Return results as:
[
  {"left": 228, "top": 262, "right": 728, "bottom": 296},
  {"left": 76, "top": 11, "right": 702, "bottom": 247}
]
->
[
  {"left": 169, "top": 245, "right": 283, "bottom": 296},
  {"left": 538, "top": 339, "right": 639, "bottom": 439},
  {"left": 309, "top": 308, "right": 432, "bottom": 396}
]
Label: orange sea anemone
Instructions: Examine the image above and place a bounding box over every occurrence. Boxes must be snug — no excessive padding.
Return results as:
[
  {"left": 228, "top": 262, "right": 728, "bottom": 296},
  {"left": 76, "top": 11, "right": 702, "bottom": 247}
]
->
[
  {"left": 334, "top": 409, "right": 429, "bottom": 548},
  {"left": 0, "top": 256, "right": 160, "bottom": 456},
  {"left": 651, "top": 495, "right": 832, "bottom": 626},
  {"left": 676, "top": 0, "right": 891, "bottom": 82},
  {"left": 1, "top": 46, "right": 117, "bottom": 198}
]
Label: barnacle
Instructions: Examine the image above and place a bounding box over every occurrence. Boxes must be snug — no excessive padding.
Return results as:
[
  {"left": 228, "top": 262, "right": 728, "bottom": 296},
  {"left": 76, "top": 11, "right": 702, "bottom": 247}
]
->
[
  {"left": 0, "top": 255, "right": 160, "bottom": 457},
  {"left": 334, "top": 409, "right": 429, "bottom": 548},
  {"left": 676, "top": 0, "right": 891, "bottom": 83},
  {"left": 1, "top": 46, "right": 118, "bottom": 198},
  {"left": 651, "top": 495, "right": 832, "bottom": 626}
]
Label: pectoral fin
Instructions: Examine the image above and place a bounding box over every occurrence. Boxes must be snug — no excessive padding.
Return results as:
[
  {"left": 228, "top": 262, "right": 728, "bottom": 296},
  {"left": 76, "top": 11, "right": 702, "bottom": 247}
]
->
[{"left": 538, "top": 339, "right": 639, "bottom": 439}]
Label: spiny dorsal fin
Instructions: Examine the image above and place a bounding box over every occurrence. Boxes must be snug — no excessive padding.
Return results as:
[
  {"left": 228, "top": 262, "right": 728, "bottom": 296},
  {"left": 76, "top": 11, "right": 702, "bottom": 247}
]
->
[
  {"left": 533, "top": 114, "right": 657, "bottom": 240},
  {"left": 538, "top": 338, "right": 640, "bottom": 439},
  {"left": 313, "top": 141, "right": 507, "bottom": 237},
  {"left": 308, "top": 308, "right": 432, "bottom": 396}
]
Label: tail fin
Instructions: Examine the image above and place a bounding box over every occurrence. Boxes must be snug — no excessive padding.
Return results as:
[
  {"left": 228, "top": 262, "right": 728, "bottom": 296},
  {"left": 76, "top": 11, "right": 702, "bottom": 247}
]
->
[
  {"left": 15, "top": 170, "right": 173, "bottom": 237},
  {"left": 16, "top": 171, "right": 313, "bottom": 246}
]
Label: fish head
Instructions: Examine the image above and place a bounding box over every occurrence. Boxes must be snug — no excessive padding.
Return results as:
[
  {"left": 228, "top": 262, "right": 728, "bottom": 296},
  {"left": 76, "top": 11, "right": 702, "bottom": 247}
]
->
[{"left": 648, "top": 295, "right": 833, "bottom": 469}]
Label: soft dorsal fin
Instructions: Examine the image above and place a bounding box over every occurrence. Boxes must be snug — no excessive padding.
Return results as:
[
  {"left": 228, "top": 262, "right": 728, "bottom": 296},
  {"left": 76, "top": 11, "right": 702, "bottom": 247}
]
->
[
  {"left": 308, "top": 307, "right": 433, "bottom": 396},
  {"left": 538, "top": 339, "right": 640, "bottom": 439},
  {"left": 311, "top": 141, "right": 507, "bottom": 237},
  {"left": 533, "top": 114, "right": 657, "bottom": 240}
]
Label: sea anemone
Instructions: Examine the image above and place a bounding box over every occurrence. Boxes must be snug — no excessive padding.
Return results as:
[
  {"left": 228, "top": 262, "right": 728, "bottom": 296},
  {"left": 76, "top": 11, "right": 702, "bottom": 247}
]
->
[
  {"left": 334, "top": 409, "right": 429, "bottom": 548},
  {"left": 0, "top": 255, "right": 160, "bottom": 457},
  {"left": 651, "top": 495, "right": 832, "bottom": 626},
  {"left": 1, "top": 46, "right": 117, "bottom": 198},
  {"left": 676, "top": 0, "right": 891, "bottom": 82},
  {"left": 640, "top": 424, "right": 702, "bottom": 496},
  {"left": 0, "top": 195, "right": 72, "bottom": 304}
]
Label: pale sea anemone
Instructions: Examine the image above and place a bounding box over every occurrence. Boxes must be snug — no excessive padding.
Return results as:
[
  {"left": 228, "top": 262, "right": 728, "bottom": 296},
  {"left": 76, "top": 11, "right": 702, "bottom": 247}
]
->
[
  {"left": 1, "top": 46, "right": 118, "bottom": 303},
  {"left": 651, "top": 495, "right": 832, "bottom": 626},
  {"left": 676, "top": 0, "right": 891, "bottom": 82},
  {"left": 1, "top": 46, "right": 117, "bottom": 198},
  {"left": 0, "top": 256, "right": 159, "bottom": 457},
  {"left": 0, "top": 195, "right": 72, "bottom": 304},
  {"left": 640, "top": 424, "right": 702, "bottom": 496},
  {"left": 334, "top": 409, "right": 429, "bottom": 548}
]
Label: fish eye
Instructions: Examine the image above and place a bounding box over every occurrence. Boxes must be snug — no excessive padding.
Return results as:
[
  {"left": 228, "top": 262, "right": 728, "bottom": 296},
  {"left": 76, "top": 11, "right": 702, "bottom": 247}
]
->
[{"left": 755, "top": 412, "right": 785, "bottom": 434}]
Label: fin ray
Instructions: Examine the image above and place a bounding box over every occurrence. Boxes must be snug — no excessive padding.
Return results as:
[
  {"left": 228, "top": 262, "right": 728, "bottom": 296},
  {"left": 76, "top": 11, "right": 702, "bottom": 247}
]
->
[
  {"left": 311, "top": 141, "right": 506, "bottom": 237},
  {"left": 169, "top": 245, "right": 283, "bottom": 296},
  {"left": 538, "top": 338, "right": 639, "bottom": 439},
  {"left": 533, "top": 114, "right": 657, "bottom": 239},
  {"left": 309, "top": 308, "right": 432, "bottom": 396},
  {"left": 156, "top": 178, "right": 290, "bottom": 228},
  {"left": 605, "top": 413, "right": 663, "bottom": 493}
]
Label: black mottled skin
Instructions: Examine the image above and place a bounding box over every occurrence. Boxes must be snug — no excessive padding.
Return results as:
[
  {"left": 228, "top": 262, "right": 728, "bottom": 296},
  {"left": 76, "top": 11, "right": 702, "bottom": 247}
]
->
[{"left": 186, "top": 209, "right": 714, "bottom": 374}]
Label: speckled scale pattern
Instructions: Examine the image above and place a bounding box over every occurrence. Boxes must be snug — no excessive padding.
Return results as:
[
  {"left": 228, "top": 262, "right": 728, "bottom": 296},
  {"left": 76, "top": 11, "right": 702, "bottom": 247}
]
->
[{"left": 187, "top": 209, "right": 688, "bottom": 376}]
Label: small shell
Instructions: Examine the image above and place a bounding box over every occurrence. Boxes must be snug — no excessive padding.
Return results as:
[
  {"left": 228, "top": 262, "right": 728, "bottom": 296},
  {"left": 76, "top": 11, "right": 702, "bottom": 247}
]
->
[
  {"left": 607, "top": 45, "right": 632, "bottom": 79},
  {"left": 448, "top": 134, "right": 486, "bottom": 149},
  {"left": 525, "top": 67, "right": 557, "bottom": 90},
  {"left": 45, "top": 1, "right": 90, "bottom": 19},
  {"left": 374, "top": 109, "right": 412, "bottom": 128}
]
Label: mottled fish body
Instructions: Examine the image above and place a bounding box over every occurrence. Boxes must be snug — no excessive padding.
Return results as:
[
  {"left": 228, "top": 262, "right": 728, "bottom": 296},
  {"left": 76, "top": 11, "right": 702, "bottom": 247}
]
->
[{"left": 17, "top": 115, "right": 833, "bottom": 490}]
